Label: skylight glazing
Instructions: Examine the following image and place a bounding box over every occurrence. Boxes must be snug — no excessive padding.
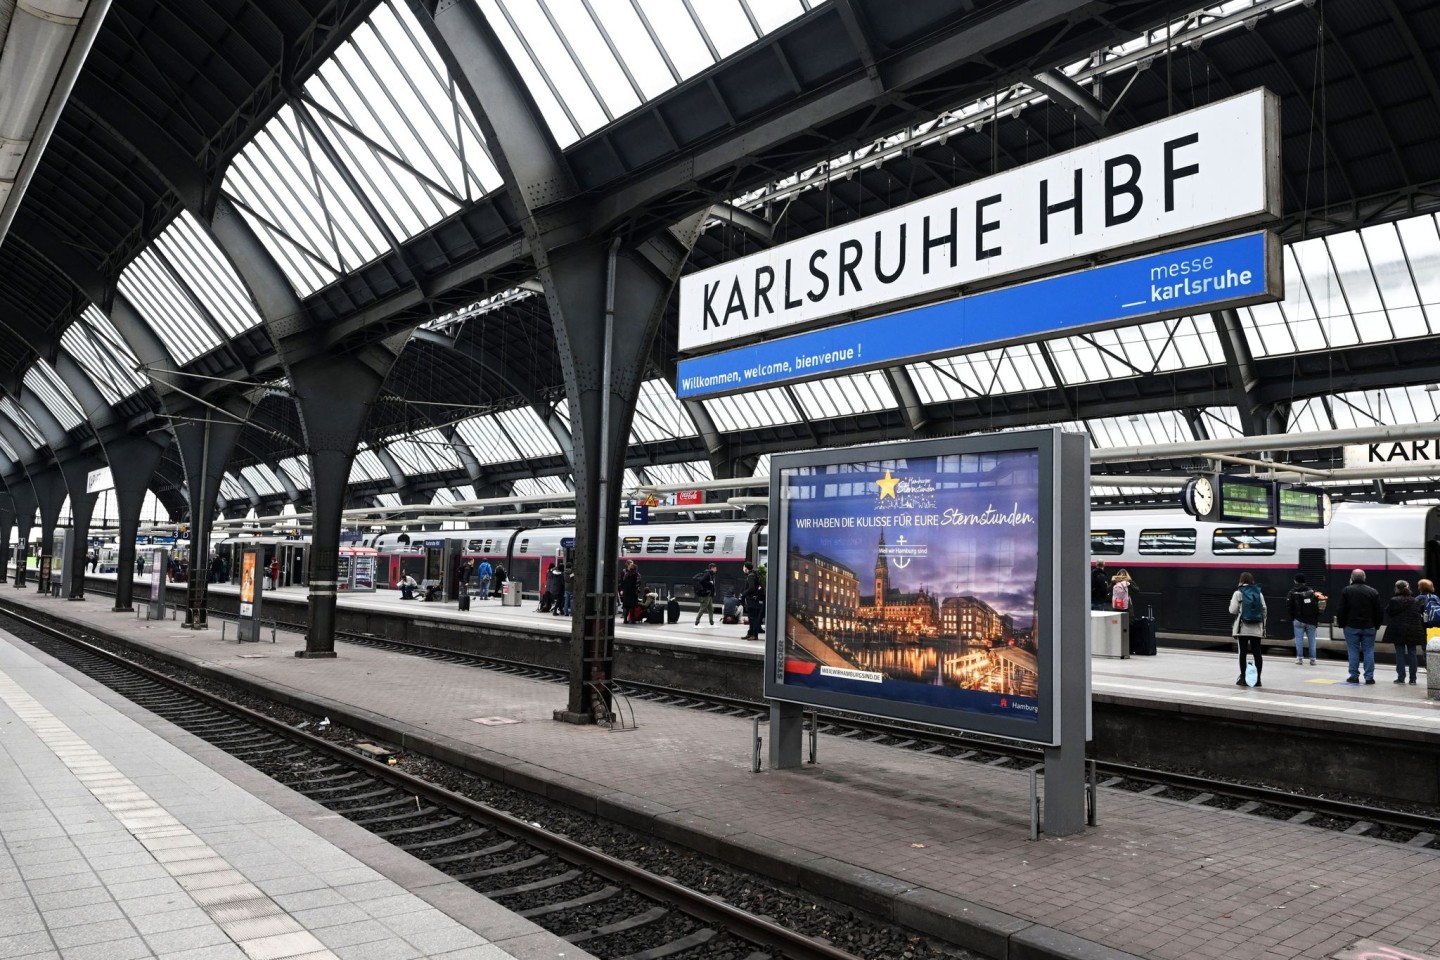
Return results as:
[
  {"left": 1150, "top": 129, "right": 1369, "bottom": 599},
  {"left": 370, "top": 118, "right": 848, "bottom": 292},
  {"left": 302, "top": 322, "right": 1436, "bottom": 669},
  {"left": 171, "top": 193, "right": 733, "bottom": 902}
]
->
[
  {"left": 350, "top": 445, "right": 391, "bottom": 483},
  {"left": 473, "top": 0, "right": 819, "bottom": 147},
  {"left": 1086, "top": 411, "right": 1196, "bottom": 449},
  {"left": 0, "top": 433, "right": 16, "bottom": 462},
  {"left": 513, "top": 474, "right": 570, "bottom": 497},
  {"left": 641, "top": 460, "right": 714, "bottom": 486},
  {"left": 117, "top": 250, "right": 224, "bottom": 366},
  {"left": 787, "top": 371, "right": 894, "bottom": 417},
  {"left": 220, "top": 473, "right": 250, "bottom": 503},
  {"left": 704, "top": 385, "right": 801, "bottom": 431},
  {"left": 386, "top": 431, "right": 462, "bottom": 475},
  {"left": 0, "top": 397, "right": 44, "bottom": 448},
  {"left": 629, "top": 378, "right": 696, "bottom": 443},
  {"left": 151, "top": 212, "right": 264, "bottom": 338},
  {"left": 907, "top": 344, "right": 1052, "bottom": 404},
  {"left": 62, "top": 307, "right": 149, "bottom": 405},
  {"left": 23, "top": 362, "right": 84, "bottom": 432},
  {"left": 454, "top": 415, "right": 522, "bottom": 464},
  {"left": 240, "top": 465, "right": 284, "bottom": 497},
  {"left": 495, "top": 408, "right": 563, "bottom": 458},
  {"left": 1047, "top": 315, "right": 1224, "bottom": 386},
  {"left": 277, "top": 456, "right": 312, "bottom": 489}
]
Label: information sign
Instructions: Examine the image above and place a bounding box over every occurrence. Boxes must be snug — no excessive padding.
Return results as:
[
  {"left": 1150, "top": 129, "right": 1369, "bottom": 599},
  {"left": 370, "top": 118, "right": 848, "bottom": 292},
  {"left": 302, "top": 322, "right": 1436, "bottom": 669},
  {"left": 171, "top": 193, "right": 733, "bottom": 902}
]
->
[
  {"left": 681, "top": 89, "right": 1279, "bottom": 353},
  {"left": 148, "top": 548, "right": 166, "bottom": 620},
  {"left": 1277, "top": 484, "right": 1329, "bottom": 528},
  {"left": 237, "top": 549, "right": 262, "bottom": 641},
  {"left": 677, "top": 232, "right": 1278, "bottom": 398},
  {"left": 629, "top": 504, "right": 650, "bottom": 524},
  {"left": 767, "top": 428, "right": 1088, "bottom": 747},
  {"left": 1218, "top": 476, "right": 1276, "bottom": 524},
  {"left": 86, "top": 466, "right": 114, "bottom": 494}
]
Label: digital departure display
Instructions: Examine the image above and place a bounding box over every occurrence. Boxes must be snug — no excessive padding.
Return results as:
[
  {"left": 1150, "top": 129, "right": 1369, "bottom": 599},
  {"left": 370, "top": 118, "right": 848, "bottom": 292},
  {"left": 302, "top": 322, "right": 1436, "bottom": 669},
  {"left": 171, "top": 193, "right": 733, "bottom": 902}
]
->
[
  {"left": 1277, "top": 485, "right": 1326, "bottom": 528},
  {"left": 1219, "top": 477, "right": 1276, "bottom": 523}
]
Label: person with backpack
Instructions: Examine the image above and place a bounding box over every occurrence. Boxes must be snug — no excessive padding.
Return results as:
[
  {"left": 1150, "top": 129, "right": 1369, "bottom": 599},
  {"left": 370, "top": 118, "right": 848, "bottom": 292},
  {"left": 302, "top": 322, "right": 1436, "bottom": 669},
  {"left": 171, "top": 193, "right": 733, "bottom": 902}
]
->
[
  {"left": 477, "top": 558, "right": 493, "bottom": 600},
  {"left": 1229, "top": 571, "right": 1267, "bottom": 687},
  {"left": 1384, "top": 580, "right": 1425, "bottom": 685},
  {"left": 1286, "top": 574, "right": 1321, "bottom": 665},
  {"left": 1110, "top": 569, "right": 1135, "bottom": 612},
  {"left": 693, "top": 563, "right": 718, "bottom": 627},
  {"left": 1334, "top": 568, "right": 1383, "bottom": 685},
  {"left": 741, "top": 562, "right": 764, "bottom": 641}
]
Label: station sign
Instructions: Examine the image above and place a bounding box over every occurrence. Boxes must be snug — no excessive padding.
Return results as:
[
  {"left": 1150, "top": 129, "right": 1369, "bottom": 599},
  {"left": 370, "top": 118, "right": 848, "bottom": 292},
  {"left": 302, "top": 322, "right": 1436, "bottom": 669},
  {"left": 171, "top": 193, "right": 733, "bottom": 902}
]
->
[
  {"left": 680, "top": 88, "right": 1279, "bottom": 354},
  {"left": 86, "top": 466, "right": 114, "bottom": 494},
  {"left": 678, "top": 232, "right": 1277, "bottom": 398},
  {"left": 1181, "top": 474, "right": 1331, "bottom": 528},
  {"left": 628, "top": 504, "right": 650, "bottom": 525},
  {"left": 1343, "top": 441, "right": 1440, "bottom": 469}
]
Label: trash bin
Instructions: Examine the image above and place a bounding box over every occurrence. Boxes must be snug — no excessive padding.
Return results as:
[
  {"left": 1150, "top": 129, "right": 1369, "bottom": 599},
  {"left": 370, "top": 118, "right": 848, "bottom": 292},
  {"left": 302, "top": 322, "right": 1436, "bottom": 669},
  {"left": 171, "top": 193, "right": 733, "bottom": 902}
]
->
[
  {"left": 502, "top": 580, "right": 522, "bottom": 607},
  {"left": 1090, "top": 610, "right": 1129, "bottom": 658},
  {"left": 1428, "top": 635, "right": 1440, "bottom": 701}
]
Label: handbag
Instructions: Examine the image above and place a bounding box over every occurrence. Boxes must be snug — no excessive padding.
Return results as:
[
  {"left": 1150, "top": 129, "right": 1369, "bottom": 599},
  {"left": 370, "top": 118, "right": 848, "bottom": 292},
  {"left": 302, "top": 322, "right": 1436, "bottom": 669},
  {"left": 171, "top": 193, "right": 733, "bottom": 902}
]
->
[{"left": 1376, "top": 625, "right": 1387, "bottom": 643}]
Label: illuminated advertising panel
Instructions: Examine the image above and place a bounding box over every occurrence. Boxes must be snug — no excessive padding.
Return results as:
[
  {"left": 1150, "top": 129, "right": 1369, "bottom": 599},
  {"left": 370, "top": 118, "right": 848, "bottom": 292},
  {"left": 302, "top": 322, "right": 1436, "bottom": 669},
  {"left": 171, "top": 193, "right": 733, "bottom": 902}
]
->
[
  {"left": 1218, "top": 476, "right": 1275, "bottom": 524},
  {"left": 766, "top": 429, "right": 1087, "bottom": 746},
  {"left": 240, "top": 552, "right": 256, "bottom": 618}
]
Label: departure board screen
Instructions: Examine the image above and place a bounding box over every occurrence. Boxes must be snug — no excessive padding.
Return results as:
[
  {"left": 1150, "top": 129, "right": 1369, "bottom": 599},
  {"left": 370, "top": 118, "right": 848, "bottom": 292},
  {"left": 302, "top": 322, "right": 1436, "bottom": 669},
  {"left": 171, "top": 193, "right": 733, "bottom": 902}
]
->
[
  {"left": 1277, "top": 485, "right": 1326, "bottom": 528},
  {"left": 1219, "top": 477, "right": 1276, "bottom": 523}
]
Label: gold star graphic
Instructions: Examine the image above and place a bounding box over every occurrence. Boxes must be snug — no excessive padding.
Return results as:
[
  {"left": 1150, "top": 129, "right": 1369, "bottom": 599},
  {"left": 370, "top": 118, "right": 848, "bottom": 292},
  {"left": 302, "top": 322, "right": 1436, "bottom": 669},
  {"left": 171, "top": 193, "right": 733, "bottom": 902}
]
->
[{"left": 876, "top": 469, "right": 900, "bottom": 499}]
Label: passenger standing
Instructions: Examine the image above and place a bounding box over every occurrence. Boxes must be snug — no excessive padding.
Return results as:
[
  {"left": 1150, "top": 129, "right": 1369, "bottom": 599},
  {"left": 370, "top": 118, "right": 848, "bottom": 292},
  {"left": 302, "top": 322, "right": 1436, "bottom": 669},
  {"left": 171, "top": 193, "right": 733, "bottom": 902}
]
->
[
  {"left": 477, "top": 558, "right": 493, "bottom": 600},
  {"left": 269, "top": 557, "right": 280, "bottom": 590},
  {"left": 619, "top": 559, "right": 641, "bottom": 622},
  {"left": 1418, "top": 578, "right": 1440, "bottom": 640},
  {"left": 563, "top": 563, "right": 574, "bottom": 616},
  {"left": 1334, "top": 568, "right": 1383, "bottom": 685},
  {"left": 1090, "top": 561, "right": 1110, "bottom": 610},
  {"left": 1384, "top": 580, "right": 1425, "bottom": 685},
  {"left": 458, "top": 559, "right": 472, "bottom": 590},
  {"left": 493, "top": 562, "right": 507, "bottom": 600},
  {"left": 1229, "top": 571, "right": 1267, "bottom": 687},
  {"left": 1286, "top": 574, "right": 1320, "bottom": 665},
  {"left": 741, "top": 561, "right": 764, "bottom": 641},
  {"left": 693, "top": 563, "right": 717, "bottom": 627},
  {"left": 1110, "top": 569, "right": 1135, "bottom": 612}
]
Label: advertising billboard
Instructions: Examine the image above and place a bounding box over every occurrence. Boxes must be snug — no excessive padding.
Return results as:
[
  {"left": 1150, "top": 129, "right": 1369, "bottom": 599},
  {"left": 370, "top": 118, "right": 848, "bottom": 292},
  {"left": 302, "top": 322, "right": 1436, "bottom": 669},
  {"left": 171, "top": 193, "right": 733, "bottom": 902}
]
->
[
  {"left": 148, "top": 547, "right": 166, "bottom": 620},
  {"left": 239, "top": 551, "right": 257, "bottom": 618},
  {"left": 680, "top": 88, "right": 1279, "bottom": 354},
  {"left": 767, "top": 429, "right": 1087, "bottom": 745}
]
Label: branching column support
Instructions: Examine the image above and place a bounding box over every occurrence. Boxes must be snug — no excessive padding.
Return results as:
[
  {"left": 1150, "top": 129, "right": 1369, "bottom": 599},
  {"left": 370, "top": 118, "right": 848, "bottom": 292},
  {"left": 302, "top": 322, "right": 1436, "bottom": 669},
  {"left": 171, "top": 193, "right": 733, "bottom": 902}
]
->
[
  {"left": 32, "top": 471, "right": 67, "bottom": 592},
  {"left": 0, "top": 495, "right": 13, "bottom": 584},
  {"left": 56, "top": 457, "right": 102, "bottom": 600},
  {"left": 106, "top": 436, "right": 169, "bottom": 611},
  {"left": 173, "top": 401, "right": 249, "bottom": 627},
  {"left": 9, "top": 480, "right": 36, "bottom": 587}
]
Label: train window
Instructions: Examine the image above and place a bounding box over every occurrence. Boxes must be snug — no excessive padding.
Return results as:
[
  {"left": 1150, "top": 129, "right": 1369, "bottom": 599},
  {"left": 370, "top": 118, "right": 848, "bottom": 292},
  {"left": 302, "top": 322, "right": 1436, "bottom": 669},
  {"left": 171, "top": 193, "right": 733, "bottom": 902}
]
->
[
  {"left": 1212, "top": 527, "right": 1278, "bottom": 556},
  {"left": 622, "top": 537, "right": 642, "bottom": 554},
  {"left": 484, "top": 539, "right": 493, "bottom": 552},
  {"left": 519, "top": 539, "right": 529, "bottom": 554},
  {"left": 467, "top": 539, "right": 482, "bottom": 552},
  {"left": 1091, "top": 530, "right": 1125, "bottom": 555},
  {"left": 675, "top": 536, "right": 699, "bottom": 554},
  {"left": 722, "top": 536, "right": 735, "bottom": 553},
  {"left": 647, "top": 536, "right": 671, "bottom": 554},
  {"left": 1138, "top": 529, "right": 1196, "bottom": 555},
  {"left": 702, "top": 535, "right": 717, "bottom": 554}
]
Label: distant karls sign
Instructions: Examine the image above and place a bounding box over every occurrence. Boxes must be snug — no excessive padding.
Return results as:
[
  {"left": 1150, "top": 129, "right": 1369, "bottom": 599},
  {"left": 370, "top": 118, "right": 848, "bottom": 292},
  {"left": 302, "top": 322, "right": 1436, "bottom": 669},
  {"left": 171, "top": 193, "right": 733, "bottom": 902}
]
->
[
  {"left": 1344, "top": 441, "right": 1440, "bottom": 468},
  {"left": 680, "top": 88, "right": 1280, "bottom": 354}
]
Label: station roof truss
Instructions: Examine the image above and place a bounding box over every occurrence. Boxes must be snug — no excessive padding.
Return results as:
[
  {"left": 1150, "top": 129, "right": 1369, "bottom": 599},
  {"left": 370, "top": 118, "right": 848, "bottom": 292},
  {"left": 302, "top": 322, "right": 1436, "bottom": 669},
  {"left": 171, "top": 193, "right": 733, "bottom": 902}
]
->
[{"left": 0, "top": 0, "right": 1439, "bottom": 519}]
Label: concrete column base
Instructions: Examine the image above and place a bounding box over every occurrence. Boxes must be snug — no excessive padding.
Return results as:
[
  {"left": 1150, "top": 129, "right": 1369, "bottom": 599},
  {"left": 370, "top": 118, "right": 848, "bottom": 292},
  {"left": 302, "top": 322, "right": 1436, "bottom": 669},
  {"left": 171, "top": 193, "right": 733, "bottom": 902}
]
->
[
  {"left": 553, "top": 709, "right": 595, "bottom": 725},
  {"left": 294, "top": 650, "right": 337, "bottom": 659}
]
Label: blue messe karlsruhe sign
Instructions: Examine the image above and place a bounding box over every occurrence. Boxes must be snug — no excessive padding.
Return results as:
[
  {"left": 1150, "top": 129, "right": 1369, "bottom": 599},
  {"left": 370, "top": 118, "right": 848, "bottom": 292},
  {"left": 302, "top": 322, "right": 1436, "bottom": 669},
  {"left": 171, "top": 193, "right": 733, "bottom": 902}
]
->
[{"left": 676, "top": 231, "right": 1278, "bottom": 399}]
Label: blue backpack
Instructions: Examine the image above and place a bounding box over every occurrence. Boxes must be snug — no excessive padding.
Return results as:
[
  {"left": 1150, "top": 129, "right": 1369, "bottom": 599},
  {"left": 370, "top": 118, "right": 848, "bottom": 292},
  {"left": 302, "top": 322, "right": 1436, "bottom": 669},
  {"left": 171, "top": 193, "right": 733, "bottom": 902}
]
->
[
  {"left": 1239, "top": 584, "right": 1265, "bottom": 624},
  {"left": 1421, "top": 592, "right": 1440, "bottom": 626}
]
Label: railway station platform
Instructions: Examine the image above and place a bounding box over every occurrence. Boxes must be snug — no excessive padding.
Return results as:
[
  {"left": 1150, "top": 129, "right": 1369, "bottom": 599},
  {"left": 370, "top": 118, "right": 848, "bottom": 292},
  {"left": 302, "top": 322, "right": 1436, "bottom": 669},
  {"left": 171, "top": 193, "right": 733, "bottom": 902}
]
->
[
  {"left": 6, "top": 587, "right": 1440, "bottom": 960},
  {"left": 0, "top": 624, "right": 589, "bottom": 960}
]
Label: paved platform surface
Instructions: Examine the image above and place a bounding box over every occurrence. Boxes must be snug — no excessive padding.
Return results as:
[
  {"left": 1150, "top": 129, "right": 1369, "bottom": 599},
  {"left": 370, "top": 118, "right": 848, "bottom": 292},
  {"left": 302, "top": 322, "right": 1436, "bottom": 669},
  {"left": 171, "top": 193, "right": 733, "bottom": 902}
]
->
[
  {"left": 84, "top": 572, "right": 1440, "bottom": 737},
  {"left": 0, "top": 622, "right": 589, "bottom": 960},
  {"left": 10, "top": 586, "right": 1440, "bottom": 960}
]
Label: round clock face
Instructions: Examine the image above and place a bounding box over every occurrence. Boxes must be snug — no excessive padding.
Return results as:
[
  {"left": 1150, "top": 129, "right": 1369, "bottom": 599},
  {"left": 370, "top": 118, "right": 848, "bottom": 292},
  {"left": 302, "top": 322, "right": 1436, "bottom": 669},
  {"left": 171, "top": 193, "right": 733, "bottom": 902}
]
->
[
  {"left": 1192, "top": 475, "right": 1215, "bottom": 517},
  {"left": 1322, "top": 492, "right": 1334, "bottom": 526}
]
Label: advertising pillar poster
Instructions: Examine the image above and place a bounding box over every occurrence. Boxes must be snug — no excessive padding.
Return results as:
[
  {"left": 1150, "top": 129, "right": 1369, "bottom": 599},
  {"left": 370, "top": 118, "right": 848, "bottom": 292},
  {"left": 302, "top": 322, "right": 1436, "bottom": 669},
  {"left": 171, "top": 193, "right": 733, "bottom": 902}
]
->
[
  {"left": 239, "top": 551, "right": 257, "bottom": 618},
  {"left": 149, "top": 548, "right": 167, "bottom": 620}
]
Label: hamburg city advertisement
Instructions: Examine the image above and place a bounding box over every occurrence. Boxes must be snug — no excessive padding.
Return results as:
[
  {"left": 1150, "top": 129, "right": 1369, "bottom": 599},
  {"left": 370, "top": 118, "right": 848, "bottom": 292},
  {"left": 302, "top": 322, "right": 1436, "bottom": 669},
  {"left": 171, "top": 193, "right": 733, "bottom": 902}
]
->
[{"left": 780, "top": 449, "right": 1041, "bottom": 721}]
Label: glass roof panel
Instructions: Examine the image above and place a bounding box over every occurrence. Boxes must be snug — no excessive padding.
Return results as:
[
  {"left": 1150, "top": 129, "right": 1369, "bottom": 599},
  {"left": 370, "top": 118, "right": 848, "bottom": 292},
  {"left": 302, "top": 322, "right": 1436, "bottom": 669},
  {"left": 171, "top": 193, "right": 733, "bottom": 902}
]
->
[
  {"left": 630, "top": 379, "right": 696, "bottom": 443},
  {"left": 1086, "top": 411, "right": 1195, "bottom": 448},
  {"left": 222, "top": 103, "right": 389, "bottom": 297},
  {"left": 640, "top": 460, "right": 714, "bottom": 486},
  {"left": 704, "top": 386, "right": 801, "bottom": 430},
  {"left": 1396, "top": 215, "right": 1440, "bottom": 325},
  {"left": 1361, "top": 222, "right": 1428, "bottom": 340},
  {"left": 906, "top": 344, "right": 1053, "bottom": 403},
  {"left": 1285, "top": 397, "right": 1331, "bottom": 434},
  {"left": 240, "top": 465, "right": 283, "bottom": 497},
  {"left": 415, "top": 428, "right": 465, "bottom": 470},
  {"left": 152, "top": 212, "right": 263, "bottom": 338},
  {"left": 753, "top": 454, "right": 770, "bottom": 477},
  {"left": 513, "top": 474, "right": 570, "bottom": 497},
  {"left": 0, "top": 433, "right": 16, "bottom": 462},
  {"left": 303, "top": 1, "right": 500, "bottom": 243},
  {"left": 1327, "top": 231, "right": 1390, "bottom": 343},
  {"left": 454, "top": 414, "right": 523, "bottom": 464},
  {"left": 277, "top": 456, "right": 312, "bottom": 488},
  {"left": 0, "top": 397, "right": 45, "bottom": 448},
  {"left": 495, "top": 407, "right": 562, "bottom": 458},
  {"left": 350, "top": 444, "right": 391, "bottom": 483},
  {"left": 23, "top": 362, "right": 84, "bottom": 431},
  {"left": 552, "top": 397, "right": 570, "bottom": 430},
  {"left": 471, "top": 0, "right": 815, "bottom": 146},
  {"left": 373, "top": 491, "right": 403, "bottom": 508},
  {"left": 62, "top": 307, "right": 148, "bottom": 405},
  {"left": 118, "top": 249, "right": 223, "bottom": 366},
  {"left": 787, "top": 370, "right": 895, "bottom": 417},
  {"left": 220, "top": 473, "right": 250, "bottom": 503},
  {"left": 1326, "top": 386, "right": 1440, "bottom": 430},
  {"left": 1196, "top": 406, "right": 1243, "bottom": 439}
]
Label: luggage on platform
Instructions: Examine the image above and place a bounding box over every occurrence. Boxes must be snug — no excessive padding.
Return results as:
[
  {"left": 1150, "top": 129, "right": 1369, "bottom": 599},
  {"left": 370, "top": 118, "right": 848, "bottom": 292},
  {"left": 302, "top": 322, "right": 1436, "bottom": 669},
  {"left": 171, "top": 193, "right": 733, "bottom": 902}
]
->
[
  {"left": 666, "top": 597, "right": 681, "bottom": 623},
  {"left": 1130, "top": 608, "right": 1157, "bottom": 656},
  {"left": 646, "top": 604, "right": 665, "bottom": 625}
]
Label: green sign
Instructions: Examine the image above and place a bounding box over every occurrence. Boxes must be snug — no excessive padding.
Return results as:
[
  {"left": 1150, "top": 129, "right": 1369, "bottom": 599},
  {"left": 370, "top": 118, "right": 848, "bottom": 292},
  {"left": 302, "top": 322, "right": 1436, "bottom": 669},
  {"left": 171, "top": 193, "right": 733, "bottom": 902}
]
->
[
  {"left": 1219, "top": 477, "right": 1275, "bottom": 523},
  {"left": 1277, "top": 485, "right": 1326, "bottom": 528}
]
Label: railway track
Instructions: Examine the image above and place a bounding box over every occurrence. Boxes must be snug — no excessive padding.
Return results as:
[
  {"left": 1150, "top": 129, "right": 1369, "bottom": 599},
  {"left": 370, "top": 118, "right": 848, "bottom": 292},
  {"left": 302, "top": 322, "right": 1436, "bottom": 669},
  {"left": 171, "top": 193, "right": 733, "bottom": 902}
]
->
[
  {"left": 0, "top": 604, "right": 955, "bottom": 960},
  {"left": 56, "top": 586, "right": 1440, "bottom": 848}
]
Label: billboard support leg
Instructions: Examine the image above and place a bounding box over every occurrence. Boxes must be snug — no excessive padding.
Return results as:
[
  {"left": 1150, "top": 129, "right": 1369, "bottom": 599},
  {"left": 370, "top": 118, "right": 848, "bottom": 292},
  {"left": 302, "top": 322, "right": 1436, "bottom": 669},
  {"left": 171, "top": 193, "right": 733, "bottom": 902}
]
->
[
  {"left": 768, "top": 701, "right": 803, "bottom": 769},
  {"left": 1043, "top": 740, "right": 1087, "bottom": 837}
]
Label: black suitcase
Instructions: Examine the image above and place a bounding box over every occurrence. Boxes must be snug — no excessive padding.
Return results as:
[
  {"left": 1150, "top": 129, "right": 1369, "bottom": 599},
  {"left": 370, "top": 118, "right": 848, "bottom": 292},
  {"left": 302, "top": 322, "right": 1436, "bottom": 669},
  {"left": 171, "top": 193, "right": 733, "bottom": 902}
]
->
[
  {"left": 666, "top": 597, "right": 681, "bottom": 623},
  {"left": 458, "top": 594, "right": 470, "bottom": 612},
  {"left": 646, "top": 605, "right": 665, "bottom": 624},
  {"left": 1130, "top": 609, "right": 1157, "bottom": 655}
]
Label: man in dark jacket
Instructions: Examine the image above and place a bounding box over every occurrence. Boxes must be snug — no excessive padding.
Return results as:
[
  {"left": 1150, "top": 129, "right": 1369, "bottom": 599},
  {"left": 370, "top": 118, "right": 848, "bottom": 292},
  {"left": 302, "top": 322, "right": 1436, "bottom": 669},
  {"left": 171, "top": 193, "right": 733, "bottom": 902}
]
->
[
  {"left": 741, "top": 562, "right": 764, "bottom": 640},
  {"left": 1286, "top": 574, "right": 1321, "bottom": 665},
  {"left": 1333, "top": 568, "right": 1383, "bottom": 684},
  {"left": 1091, "top": 562, "right": 1111, "bottom": 610}
]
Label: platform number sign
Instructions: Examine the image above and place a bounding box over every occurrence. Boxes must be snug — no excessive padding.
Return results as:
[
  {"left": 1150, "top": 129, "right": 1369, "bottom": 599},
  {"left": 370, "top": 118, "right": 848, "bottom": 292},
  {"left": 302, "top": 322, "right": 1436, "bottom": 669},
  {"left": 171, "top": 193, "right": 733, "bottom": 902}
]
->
[{"left": 629, "top": 503, "right": 650, "bottom": 524}]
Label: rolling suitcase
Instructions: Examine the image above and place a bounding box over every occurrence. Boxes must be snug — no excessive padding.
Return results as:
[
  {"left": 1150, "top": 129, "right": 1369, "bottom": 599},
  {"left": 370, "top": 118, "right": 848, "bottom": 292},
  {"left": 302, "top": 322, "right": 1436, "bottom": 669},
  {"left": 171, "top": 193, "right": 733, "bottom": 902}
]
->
[
  {"left": 1130, "top": 607, "right": 1157, "bottom": 655},
  {"left": 666, "top": 597, "right": 681, "bottom": 623},
  {"left": 646, "top": 604, "right": 665, "bottom": 624}
]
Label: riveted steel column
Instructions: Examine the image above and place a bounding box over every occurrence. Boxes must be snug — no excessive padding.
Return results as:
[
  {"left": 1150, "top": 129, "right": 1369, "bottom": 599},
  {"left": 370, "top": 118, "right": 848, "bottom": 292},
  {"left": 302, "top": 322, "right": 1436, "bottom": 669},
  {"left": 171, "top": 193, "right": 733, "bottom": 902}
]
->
[
  {"left": 0, "top": 497, "right": 13, "bottom": 583},
  {"left": 56, "top": 457, "right": 102, "bottom": 600},
  {"left": 10, "top": 482, "right": 35, "bottom": 587},
  {"left": 33, "top": 471, "right": 67, "bottom": 593},
  {"left": 174, "top": 409, "right": 246, "bottom": 627},
  {"left": 108, "top": 436, "right": 168, "bottom": 611}
]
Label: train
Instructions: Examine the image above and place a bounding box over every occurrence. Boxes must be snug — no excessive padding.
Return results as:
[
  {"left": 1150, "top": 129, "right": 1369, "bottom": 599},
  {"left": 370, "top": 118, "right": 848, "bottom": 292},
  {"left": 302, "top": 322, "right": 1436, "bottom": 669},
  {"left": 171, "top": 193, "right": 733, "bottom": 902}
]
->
[{"left": 1087, "top": 501, "right": 1439, "bottom": 644}]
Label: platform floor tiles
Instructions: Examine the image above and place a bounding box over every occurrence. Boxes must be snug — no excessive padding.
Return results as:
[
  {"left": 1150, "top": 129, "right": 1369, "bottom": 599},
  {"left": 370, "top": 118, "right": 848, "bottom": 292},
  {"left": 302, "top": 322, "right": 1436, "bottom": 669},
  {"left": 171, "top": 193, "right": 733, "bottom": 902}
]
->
[{"left": 0, "top": 632, "right": 588, "bottom": 960}]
